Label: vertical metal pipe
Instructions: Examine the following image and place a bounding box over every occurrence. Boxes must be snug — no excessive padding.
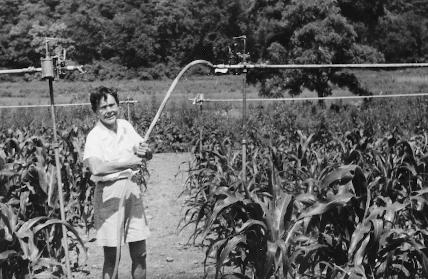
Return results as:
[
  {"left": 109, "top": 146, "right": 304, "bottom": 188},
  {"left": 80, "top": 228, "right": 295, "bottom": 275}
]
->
[
  {"left": 48, "top": 78, "right": 72, "bottom": 279},
  {"left": 236, "top": 35, "right": 249, "bottom": 194},
  {"left": 241, "top": 67, "right": 248, "bottom": 193},
  {"left": 199, "top": 101, "right": 203, "bottom": 152}
]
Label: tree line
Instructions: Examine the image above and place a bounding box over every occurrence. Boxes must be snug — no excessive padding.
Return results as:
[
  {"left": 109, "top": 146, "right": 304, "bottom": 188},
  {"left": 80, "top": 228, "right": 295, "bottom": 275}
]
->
[{"left": 0, "top": 0, "right": 427, "bottom": 95}]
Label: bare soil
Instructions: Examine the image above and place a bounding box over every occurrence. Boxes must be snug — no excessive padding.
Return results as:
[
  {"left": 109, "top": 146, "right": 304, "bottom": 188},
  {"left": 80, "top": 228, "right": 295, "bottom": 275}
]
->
[{"left": 78, "top": 153, "right": 212, "bottom": 279}]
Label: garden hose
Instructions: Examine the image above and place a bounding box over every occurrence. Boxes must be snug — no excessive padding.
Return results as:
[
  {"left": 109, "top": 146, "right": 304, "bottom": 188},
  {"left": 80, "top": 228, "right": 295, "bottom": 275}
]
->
[
  {"left": 111, "top": 60, "right": 214, "bottom": 279},
  {"left": 112, "top": 183, "right": 127, "bottom": 278}
]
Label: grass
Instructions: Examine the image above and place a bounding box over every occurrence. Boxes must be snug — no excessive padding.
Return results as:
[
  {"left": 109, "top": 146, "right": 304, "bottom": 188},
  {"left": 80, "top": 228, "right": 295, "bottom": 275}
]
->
[
  {"left": 354, "top": 68, "right": 428, "bottom": 94},
  {"left": 1, "top": 68, "right": 428, "bottom": 129},
  {"left": 1, "top": 68, "right": 427, "bottom": 104},
  {"left": 0, "top": 75, "right": 258, "bottom": 106}
]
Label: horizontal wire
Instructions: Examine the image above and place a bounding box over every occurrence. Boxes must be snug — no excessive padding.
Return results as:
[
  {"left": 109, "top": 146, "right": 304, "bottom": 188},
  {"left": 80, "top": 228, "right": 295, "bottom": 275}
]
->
[
  {"left": 0, "top": 100, "right": 138, "bottom": 109},
  {"left": 189, "top": 92, "right": 428, "bottom": 103},
  {"left": 2, "top": 92, "right": 428, "bottom": 109},
  {"left": 214, "top": 62, "right": 428, "bottom": 69}
]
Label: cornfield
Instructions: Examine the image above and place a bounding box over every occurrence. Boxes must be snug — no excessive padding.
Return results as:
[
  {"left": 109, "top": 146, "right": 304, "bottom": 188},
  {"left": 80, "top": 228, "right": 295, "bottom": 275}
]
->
[
  {"left": 182, "top": 104, "right": 428, "bottom": 278},
  {"left": 0, "top": 125, "right": 91, "bottom": 278},
  {"left": 1, "top": 97, "right": 428, "bottom": 278}
]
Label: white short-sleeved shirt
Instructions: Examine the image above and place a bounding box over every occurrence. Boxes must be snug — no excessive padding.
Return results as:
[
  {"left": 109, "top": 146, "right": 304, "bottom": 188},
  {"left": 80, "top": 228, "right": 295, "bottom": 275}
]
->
[{"left": 83, "top": 119, "right": 143, "bottom": 182}]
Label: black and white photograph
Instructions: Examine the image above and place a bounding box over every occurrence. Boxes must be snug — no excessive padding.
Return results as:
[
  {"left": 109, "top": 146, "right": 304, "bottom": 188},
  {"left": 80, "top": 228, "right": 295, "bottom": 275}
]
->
[{"left": 1, "top": 1, "right": 428, "bottom": 278}]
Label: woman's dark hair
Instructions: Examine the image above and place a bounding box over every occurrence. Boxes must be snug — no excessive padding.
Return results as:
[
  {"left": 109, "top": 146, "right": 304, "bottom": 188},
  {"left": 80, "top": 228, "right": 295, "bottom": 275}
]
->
[{"left": 89, "top": 86, "right": 119, "bottom": 112}]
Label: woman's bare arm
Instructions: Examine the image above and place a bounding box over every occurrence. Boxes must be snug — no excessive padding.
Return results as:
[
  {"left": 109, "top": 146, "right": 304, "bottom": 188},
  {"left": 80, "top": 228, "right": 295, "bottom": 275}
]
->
[{"left": 85, "top": 153, "right": 142, "bottom": 176}]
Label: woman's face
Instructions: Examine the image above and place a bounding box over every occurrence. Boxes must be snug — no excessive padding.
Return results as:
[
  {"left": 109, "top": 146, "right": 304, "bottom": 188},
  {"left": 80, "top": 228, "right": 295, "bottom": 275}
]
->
[{"left": 96, "top": 94, "right": 119, "bottom": 130}]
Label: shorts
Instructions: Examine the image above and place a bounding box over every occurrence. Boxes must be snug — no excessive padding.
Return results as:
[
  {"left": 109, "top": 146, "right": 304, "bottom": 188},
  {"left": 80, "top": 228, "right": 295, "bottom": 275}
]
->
[{"left": 94, "top": 178, "right": 150, "bottom": 247}]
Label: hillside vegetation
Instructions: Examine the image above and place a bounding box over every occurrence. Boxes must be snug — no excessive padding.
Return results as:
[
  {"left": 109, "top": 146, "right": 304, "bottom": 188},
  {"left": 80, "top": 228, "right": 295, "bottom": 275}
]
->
[{"left": 1, "top": 0, "right": 427, "bottom": 98}]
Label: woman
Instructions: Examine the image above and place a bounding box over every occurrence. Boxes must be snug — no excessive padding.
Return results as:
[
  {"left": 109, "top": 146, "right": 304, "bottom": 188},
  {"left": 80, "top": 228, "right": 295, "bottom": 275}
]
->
[{"left": 83, "top": 86, "right": 152, "bottom": 279}]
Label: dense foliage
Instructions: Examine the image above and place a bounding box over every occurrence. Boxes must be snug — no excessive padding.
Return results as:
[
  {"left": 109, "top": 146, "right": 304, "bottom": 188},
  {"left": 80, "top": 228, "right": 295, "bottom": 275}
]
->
[
  {"left": 1, "top": 91, "right": 428, "bottom": 277},
  {"left": 0, "top": 126, "right": 91, "bottom": 278},
  {"left": 182, "top": 101, "right": 428, "bottom": 278},
  {"left": 246, "top": 0, "right": 384, "bottom": 98},
  {"left": 0, "top": 0, "right": 427, "bottom": 79},
  {"left": 183, "top": 126, "right": 428, "bottom": 278}
]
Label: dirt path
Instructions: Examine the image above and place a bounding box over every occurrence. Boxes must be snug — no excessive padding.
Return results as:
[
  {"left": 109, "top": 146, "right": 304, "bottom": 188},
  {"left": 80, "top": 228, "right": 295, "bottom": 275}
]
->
[{"left": 82, "top": 153, "right": 211, "bottom": 279}]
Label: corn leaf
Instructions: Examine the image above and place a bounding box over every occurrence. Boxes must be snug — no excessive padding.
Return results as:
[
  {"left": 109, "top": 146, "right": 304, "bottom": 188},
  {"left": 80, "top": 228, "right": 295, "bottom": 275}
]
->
[
  {"left": 348, "top": 223, "right": 370, "bottom": 260},
  {"left": 354, "top": 234, "right": 370, "bottom": 266},
  {"left": 370, "top": 219, "right": 384, "bottom": 244},
  {"left": 206, "top": 238, "right": 227, "bottom": 259},
  {"left": 217, "top": 235, "right": 247, "bottom": 274},
  {"left": 46, "top": 165, "right": 58, "bottom": 208},
  {"left": 411, "top": 187, "right": 428, "bottom": 197},
  {"left": 277, "top": 193, "right": 293, "bottom": 237},
  {"left": 16, "top": 216, "right": 50, "bottom": 238},
  {"left": 261, "top": 240, "right": 278, "bottom": 279},
  {"left": 235, "top": 219, "right": 267, "bottom": 234},
  {"left": 418, "top": 249, "right": 428, "bottom": 278},
  {"left": 202, "top": 191, "right": 244, "bottom": 239},
  {"left": 19, "top": 191, "right": 30, "bottom": 217},
  {"left": 0, "top": 149, "right": 6, "bottom": 170},
  {"left": 298, "top": 193, "right": 354, "bottom": 219},
  {"left": 0, "top": 203, "right": 16, "bottom": 241},
  {"left": 33, "top": 219, "right": 88, "bottom": 258},
  {"left": 321, "top": 165, "right": 358, "bottom": 189}
]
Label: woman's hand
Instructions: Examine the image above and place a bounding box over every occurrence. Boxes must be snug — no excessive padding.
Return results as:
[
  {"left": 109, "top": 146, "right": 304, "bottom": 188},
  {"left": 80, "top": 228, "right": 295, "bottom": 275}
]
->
[{"left": 133, "top": 142, "right": 153, "bottom": 160}]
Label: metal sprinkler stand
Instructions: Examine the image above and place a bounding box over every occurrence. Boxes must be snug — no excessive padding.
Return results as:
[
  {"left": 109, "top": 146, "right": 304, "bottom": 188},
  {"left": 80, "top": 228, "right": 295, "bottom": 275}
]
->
[
  {"left": 40, "top": 42, "right": 73, "bottom": 279},
  {"left": 232, "top": 35, "right": 250, "bottom": 194},
  {"left": 189, "top": 37, "right": 428, "bottom": 196},
  {"left": 0, "top": 38, "right": 84, "bottom": 279},
  {"left": 191, "top": 94, "right": 205, "bottom": 152}
]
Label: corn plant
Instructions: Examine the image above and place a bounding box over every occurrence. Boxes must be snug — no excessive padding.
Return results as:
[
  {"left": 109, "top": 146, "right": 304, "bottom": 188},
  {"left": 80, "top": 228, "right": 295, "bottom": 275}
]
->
[
  {"left": 0, "top": 127, "right": 90, "bottom": 278},
  {"left": 58, "top": 125, "right": 95, "bottom": 233},
  {"left": 0, "top": 203, "right": 86, "bottom": 278},
  {"left": 182, "top": 125, "right": 302, "bottom": 278},
  {"left": 182, "top": 126, "right": 428, "bottom": 279},
  {"left": 291, "top": 133, "right": 428, "bottom": 278}
]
